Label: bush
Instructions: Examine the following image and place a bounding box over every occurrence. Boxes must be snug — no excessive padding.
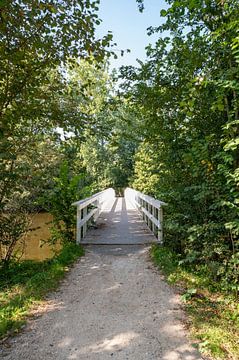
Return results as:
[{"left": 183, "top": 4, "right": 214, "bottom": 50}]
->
[{"left": 41, "top": 161, "right": 92, "bottom": 244}]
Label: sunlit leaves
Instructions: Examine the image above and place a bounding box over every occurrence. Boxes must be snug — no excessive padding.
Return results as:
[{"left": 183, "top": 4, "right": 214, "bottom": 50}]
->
[{"left": 125, "top": 0, "right": 239, "bottom": 291}]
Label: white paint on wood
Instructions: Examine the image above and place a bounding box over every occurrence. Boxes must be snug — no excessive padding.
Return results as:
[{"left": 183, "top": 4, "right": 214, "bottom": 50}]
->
[
  {"left": 124, "top": 187, "right": 167, "bottom": 243},
  {"left": 72, "top": 188, "right": 115, "bottom": 243}
]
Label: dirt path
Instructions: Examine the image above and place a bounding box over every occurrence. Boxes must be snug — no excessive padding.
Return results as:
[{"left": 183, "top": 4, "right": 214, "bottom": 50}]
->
[{"left": 1, "top": 245, "right": 203, "bottom": 360}]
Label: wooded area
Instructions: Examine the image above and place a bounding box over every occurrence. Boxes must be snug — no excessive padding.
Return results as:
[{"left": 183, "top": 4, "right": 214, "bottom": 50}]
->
[
  {"left": 1, "top": 0, "right": 238, "bottom": 289},
  {"left": 0, "top": 1, "right": 238, "bottom": 358}
]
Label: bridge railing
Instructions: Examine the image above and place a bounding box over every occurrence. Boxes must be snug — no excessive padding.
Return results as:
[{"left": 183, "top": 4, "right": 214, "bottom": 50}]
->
[
  {"left": 124, "top": 187, "right": 167, "bottom": 243},
  {"left": 72, "top": 188, "right": 115, "bottom": 243}
]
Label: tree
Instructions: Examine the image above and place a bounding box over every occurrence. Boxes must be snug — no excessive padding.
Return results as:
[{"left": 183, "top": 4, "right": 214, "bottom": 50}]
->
[
  {"left": 81, "top": 98, "right": 141, "bottom": 194},
  {"left": 0, "top": 1, "right": 113, "bottom": 263}
]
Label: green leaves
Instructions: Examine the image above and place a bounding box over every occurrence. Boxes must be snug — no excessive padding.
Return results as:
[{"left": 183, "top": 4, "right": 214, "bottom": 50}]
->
[
  {"left": 224, "top": 138, "right": 239, "bottom": 152},
  {"left": 0, "top": 0, "right": 115, "bottom": 262},
  {"left": 41, "top": 161, "right": 89, "bottom": 244},
  {"left": 181, "top": 288, "right": 197, "bottom": 302},
  {"left": 122, "top": 0, "right": 239, "bottom": 296},
  {"left": 160, "top": 9, "right": 167, "bottom": 17}
]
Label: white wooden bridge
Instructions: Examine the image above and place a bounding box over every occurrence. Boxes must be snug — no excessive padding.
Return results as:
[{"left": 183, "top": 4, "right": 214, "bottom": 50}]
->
[{"left": 72, "top": 188, "right": 166, "bottom": 245}]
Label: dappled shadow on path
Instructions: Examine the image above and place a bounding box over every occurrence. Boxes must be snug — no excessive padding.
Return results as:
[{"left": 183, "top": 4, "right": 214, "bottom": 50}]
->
[
  {"left": 1, "top": 244, "right": 203, "bottom": 360},
  {"left": 55, "top": 247, "right": 202, "bottom": 359},
  {"left": 82, "top": 197, "right": 156, "bottom": 245}
]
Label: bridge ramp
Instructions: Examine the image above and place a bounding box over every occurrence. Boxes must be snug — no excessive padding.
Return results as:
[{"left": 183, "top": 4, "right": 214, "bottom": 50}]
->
[{"left": 82, "top": 197, "right": 156, "bottom": 245}]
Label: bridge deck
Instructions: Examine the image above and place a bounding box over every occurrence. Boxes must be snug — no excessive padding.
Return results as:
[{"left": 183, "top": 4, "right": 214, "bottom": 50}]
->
[{"left": 82, "top": 197, "right": 156, "bottom": 245}]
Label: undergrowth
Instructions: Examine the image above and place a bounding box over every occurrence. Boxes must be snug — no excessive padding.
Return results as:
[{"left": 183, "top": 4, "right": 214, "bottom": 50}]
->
[
  {"left": 151, "top": 244, "right": 239, "bottom": 360},
  {"left": 0, "top": 243, "right": 84, "bottom": 339}
]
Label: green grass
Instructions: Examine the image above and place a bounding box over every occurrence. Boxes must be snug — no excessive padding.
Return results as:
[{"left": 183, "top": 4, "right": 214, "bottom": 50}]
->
[
  {"left": 0, "top": 243, "right": 84, "bottom": 339},
  {"left": 151, "top": 244, "right": 239, "bottom": 360}
]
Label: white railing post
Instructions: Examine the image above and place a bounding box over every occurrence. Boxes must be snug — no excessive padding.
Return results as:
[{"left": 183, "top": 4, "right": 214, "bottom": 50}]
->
[
  {"left": 94, "top": 198, "right": 99, "bottom": 221},
  {"left": 152, "top": 206, "right": 156, "bottom": 236},
  {"left": 82, "top": 206, "right": 87, "bottom": 237},
  {"left": 76, "top": 205, "right": 81, "bottom": 244},
  {"left": 158, "top": 206, "right": 163, "bottom": 243}
]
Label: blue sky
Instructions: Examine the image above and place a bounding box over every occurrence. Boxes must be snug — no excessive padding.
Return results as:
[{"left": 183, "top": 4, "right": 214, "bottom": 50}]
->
[{"left": 96, "top": 0, "right": 168, "bottom": 70}]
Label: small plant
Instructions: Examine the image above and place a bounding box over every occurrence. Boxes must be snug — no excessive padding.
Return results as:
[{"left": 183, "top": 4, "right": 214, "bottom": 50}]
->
[{"left": 181, "top": 288, "right": 197, "bottom": 302}]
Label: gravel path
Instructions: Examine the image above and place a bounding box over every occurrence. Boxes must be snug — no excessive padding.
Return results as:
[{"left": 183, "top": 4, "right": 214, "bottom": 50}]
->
[
  {"left": 1, "top": 198, "right": 204, "bottom": 359},
  {"left": 1, "top": 245, "right": 203, "bottom": 360}
]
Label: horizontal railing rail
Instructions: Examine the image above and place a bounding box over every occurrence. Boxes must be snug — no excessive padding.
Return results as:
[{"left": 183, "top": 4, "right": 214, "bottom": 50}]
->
[
  {"left": 72, "top": 188, "right": 115, "bottom": 243},
  {"left": 124, "top": 187, "right": 167, "bottom": 243}
]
